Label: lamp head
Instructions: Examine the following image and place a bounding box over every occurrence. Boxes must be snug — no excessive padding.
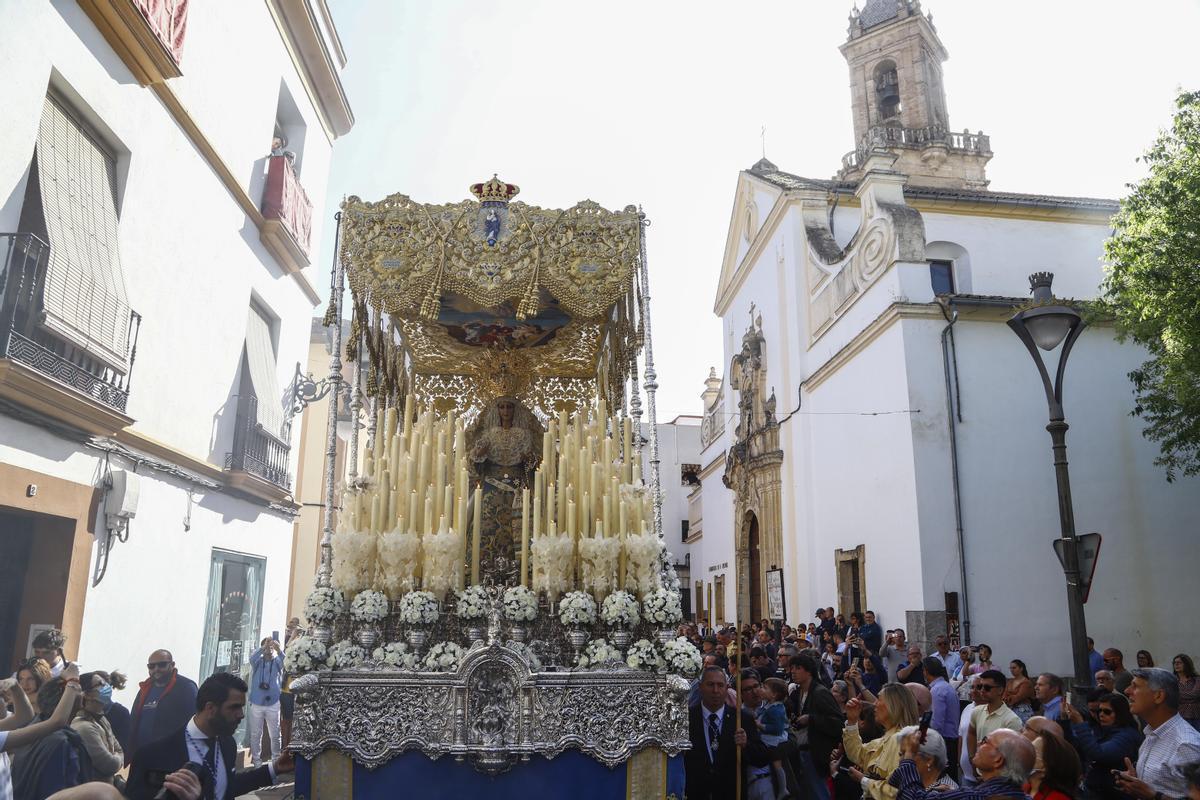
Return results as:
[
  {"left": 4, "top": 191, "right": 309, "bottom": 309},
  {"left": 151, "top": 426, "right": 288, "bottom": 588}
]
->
[{"left": 1017, "top": 272, "right": 1080, "bottom": 351}]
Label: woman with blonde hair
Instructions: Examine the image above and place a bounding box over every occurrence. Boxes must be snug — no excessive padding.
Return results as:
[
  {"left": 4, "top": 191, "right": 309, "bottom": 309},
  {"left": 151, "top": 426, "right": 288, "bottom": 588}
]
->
[{"left": 842, "top": 684, "right": 920, "bottom": 800}]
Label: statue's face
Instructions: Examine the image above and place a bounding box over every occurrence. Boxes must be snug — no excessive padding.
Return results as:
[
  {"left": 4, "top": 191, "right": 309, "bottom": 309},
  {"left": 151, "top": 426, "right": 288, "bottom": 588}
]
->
[{"left": 497, "top": 401, "right": 514, "bottom": 422}]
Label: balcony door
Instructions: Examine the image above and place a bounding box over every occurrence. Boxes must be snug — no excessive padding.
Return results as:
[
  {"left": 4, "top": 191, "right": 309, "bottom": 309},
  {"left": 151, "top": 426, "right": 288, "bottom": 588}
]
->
[{"left": 199, "top": 549, "right": 266, "bottom": 681}]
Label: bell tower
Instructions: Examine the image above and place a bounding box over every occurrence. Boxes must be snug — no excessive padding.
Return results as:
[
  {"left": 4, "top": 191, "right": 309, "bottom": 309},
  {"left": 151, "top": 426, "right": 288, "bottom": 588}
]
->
[{"left": 838, "top": 1, "right": 992, "bottom": 189}]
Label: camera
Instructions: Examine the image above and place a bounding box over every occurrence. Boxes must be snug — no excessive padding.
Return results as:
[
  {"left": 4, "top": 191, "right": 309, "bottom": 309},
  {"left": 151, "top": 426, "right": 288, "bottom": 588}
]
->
[{"left": 259, "top": 682, "right": 269, "bottom": 691}]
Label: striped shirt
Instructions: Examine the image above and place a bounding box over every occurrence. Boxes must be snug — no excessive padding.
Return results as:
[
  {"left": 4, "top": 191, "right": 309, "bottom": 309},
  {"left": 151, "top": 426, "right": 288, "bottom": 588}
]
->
[
  {"left": 0, "top": 732, "right": 12, "bottom": 800},
  {"left": 1135, "top": 713, "right": 1200, "bottom": 799}
]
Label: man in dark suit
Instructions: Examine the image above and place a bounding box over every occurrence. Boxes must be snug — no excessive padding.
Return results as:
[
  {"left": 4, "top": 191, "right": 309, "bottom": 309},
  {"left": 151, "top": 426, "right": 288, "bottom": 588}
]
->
[
  {"left": 685, "top": 665, "right": 770, "bottom": 800},
  {"left": 127, "top": 672, "right": 293, "bottom": 800},
  {"left": 785, "top": 653, "right": 844, "bottom": 800}
]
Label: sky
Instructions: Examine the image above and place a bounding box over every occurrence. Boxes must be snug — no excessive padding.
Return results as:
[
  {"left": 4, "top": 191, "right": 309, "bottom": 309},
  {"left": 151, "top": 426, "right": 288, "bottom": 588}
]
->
[{"left": 317, "top": 0, "right": 1200, "bottom": 421}]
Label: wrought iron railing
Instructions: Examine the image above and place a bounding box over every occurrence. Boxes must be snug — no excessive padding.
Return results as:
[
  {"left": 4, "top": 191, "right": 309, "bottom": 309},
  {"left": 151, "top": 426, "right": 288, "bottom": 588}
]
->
[
  {"left": 262, "top": 154, "right": 313, "bottom": 257},
  {"left": 225, "top": 394, "right": 292, "bottom": 491},
  {"left": 0, "top": 233, "right": 140, "bottom": 414},
  {"left": 841, "top": 124, "right": 992, "bottom": 171}
]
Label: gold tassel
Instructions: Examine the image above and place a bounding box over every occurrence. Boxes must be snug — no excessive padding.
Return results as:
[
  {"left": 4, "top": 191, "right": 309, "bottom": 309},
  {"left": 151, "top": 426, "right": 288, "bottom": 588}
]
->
[
  {"left": 322, "top": 298, "right": 337, "bottom": 327},
  {"left": 419, "top": 286, "right": 441, "bottom": 320}
]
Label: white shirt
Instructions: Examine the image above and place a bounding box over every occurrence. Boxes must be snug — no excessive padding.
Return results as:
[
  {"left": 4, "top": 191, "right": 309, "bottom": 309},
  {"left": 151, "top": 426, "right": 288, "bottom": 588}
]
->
[
  {"left": 1136, "top": 713, "right": 1200, "bottom": 798},
  {"left": 0, "top": 731, "right": 12, "bottom": 800},
  {"left": 957, "top": 703, "right": 976, "bottom": 783},
  {"left": 185, "top": 720, "right": 227, "bottom": 800},
  {"left": 702, "top": 705, "right": 726, "bottom": 763}
]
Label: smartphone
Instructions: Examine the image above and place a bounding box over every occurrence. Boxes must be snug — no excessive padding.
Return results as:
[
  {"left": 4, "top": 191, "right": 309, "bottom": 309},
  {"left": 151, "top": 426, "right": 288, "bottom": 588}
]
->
[
  {"left": 918, "top": 710, "right": 933, "bottom": 743},
  {"left": 838, "top": 764, "right": 854, "bottom": 775}
]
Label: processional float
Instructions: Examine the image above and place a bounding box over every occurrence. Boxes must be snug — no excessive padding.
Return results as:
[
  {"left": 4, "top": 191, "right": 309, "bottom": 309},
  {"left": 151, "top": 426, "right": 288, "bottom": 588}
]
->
[{"left": 287, "top": 177, "right": 697, "bottom": 798}]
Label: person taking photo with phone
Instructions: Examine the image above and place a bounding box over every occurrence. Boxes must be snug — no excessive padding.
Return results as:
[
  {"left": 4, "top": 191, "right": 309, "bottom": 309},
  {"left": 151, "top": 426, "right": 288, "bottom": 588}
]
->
[{"left": 247, "top": 637, "right": 284, "bottom": 768}]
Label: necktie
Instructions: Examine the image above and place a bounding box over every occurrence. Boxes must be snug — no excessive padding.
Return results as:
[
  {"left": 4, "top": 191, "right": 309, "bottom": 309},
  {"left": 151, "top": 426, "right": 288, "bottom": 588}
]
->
[
  {"left": 707, "top": 711, "right": 720, "bottom": 763},
  {"left": 202, "top": 738, "right": 218, "bottom": 800}
]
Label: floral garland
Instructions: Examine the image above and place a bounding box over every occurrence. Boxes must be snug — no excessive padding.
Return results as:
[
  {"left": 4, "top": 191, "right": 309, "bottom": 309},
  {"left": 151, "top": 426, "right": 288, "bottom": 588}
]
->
[
  {"left": 372, "top": 642, "right": 420, "bottom": 671},
  {"left": 283, "top": 635, "right": 326, "bottom": 673},
  {"left": 661, "top": 636, "right": 702, "bottom": 678},
  {"left": 505, "top": 640, "right": 543, "bottom": 672},
  {"left": 578, "top": 536, "right": 622, "bottom": 600},
  {"left": 327, "top": 639, "right": 367, "bottom": 669},
  {"left": 641, "top": 587, "right": 682, "bottom": 626},
  {"left": 558, "top": 591, "right": 597, "bottom": 626},
  {"left": 501, "top": 586, "right": 538, "bottom": 622},
  {"left": 623, "top": 529, "right": 664, "bottom": 595},
  {"left": 376, "top": 528, "right": 421, "bottom": 598},
  {"left": 626, "top": 639, "right": 664, "bottom": 672},
  {"left": 577, "top": 638, "right": 622, "bottom": 669},
  {"left": 455, "top": 585, "right": 490, "bottom": 620},
  {"left": 303, "top": 587, "right": 345, "bottom": 625},
  {"left": 423, "top": 641, "right": 465, "bottom": 672},
  {"left": 600, "top": 590, "right": 640, "bottom": 628},
  {"left": 398, "top": 590, "right": 440, "bottom": 625},
  {"left": 531, "top": 533, "right": 575, "bottom": 601},
  {"left": 332, "top": 528, "right": 376, "bottom": 593},
  {"left": 350, "top": 589, "right": 390, "bottom": 624},
  {"left": 420, "top": 529, "right": 463, "bottom": 601}
]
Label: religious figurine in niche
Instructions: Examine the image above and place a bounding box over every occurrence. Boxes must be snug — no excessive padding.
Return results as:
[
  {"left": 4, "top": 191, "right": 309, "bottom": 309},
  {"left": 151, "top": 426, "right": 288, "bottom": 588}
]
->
[
  {"left": 466, "top": 396, "right": 544, "bottom": 584},
  {"left": 484, "top": 207, "right": 501, "bottom": 247}
]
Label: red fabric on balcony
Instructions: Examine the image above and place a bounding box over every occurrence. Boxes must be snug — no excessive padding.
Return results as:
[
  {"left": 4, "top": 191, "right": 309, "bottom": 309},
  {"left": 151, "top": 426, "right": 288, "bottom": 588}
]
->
[
  {"left": 134, "top": 0, "right": 189, "bottom": 65},
  {"left": 263, "top": 156, "right": 313, "bottom": 257}
]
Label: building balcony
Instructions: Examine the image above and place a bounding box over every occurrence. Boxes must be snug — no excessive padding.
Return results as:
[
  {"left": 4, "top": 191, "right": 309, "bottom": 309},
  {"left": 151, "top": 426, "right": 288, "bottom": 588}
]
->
[
  {"left": 260, "top": 155, "right": 313, "bottom": 275},
  {"left": 0, "top": 233, "right": 140, "bottom": 436},
  {"left": 841, "top": 125, "right": 992, "bottom": 173},
  {"left": 78, "top": 0, "right": 189, "bottom": 86},
  {"left": 225, "top": 394, "right": 293, "bottom": 502}
]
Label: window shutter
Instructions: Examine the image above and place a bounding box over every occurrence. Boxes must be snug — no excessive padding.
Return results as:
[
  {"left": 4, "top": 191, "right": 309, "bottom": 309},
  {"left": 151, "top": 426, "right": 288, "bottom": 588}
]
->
[
  {"left": 33, "top": 95, "right": 132, "bottom": 369},
  {"left": 243, "top": 304, "right": 286, "bottom": 438}
]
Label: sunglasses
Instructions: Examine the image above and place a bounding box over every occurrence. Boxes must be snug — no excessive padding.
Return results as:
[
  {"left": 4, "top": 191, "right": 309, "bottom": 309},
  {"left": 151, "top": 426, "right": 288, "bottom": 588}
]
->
[
  {"left": 975, "top": 684, "right": 999, "bottom": 691},
  {"left": 147, "top": 661, "right": 172, "bottom": 670},
  {"left": 1097, "top": 707, "right": 1115, "bottom": 716}
]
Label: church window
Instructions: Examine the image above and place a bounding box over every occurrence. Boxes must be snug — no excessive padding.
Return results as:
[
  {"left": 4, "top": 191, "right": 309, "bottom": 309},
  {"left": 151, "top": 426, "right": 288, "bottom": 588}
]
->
[
  {"left": 929, "top": 259, "right": 955, "bottom": 295},
  {"left": 873, "top": 61, "right": 901, "bottom": 121}
]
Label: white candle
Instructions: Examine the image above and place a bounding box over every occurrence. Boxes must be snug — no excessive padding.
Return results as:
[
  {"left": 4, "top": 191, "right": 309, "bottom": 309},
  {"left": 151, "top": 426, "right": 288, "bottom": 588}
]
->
[
  {"left": 471, "top": 484, "right": 483, "bottom": 585},
  {"left": 520, "top": 488, "right": 530, "bottom": 588}
]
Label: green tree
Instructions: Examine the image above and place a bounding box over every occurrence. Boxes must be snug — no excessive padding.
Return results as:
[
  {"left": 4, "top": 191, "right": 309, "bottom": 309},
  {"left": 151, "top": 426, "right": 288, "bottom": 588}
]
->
[{"left": 1101, "top": 90, "right": 1200, "bottom": 481}]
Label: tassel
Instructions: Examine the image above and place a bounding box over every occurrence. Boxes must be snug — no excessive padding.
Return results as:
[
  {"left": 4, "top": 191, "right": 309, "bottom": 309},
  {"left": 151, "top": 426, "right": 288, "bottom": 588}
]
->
[
  {"left": 419, "top": 286, "right": 441, "bottom": 320},
  {"left": 322, "top": 298, "right": 337, "bottom": 327}
]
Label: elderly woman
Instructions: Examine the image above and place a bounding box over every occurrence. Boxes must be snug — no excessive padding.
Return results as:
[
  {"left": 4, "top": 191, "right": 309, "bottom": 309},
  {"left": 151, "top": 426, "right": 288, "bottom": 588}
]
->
[
  {"left": 71, "top": 673, "right": 123, "bottom": 784},
  {"left": 886, "top": 725, "right": 958, "bottom": 791},
  {"left": 843, "top": 684, "right": 921, "bottom": 800}
]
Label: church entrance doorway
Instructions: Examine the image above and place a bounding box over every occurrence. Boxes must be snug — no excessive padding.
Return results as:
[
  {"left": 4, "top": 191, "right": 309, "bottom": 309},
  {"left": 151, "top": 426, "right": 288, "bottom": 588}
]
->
[{"left": 747, "top": 512, "right": 762, "bottom": 624}]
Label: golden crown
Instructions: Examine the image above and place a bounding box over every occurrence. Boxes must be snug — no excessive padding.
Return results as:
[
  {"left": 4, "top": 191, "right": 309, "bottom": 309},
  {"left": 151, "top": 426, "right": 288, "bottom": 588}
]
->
[{"left": 470, "top": 174, "right": 520, "bottom": 204}]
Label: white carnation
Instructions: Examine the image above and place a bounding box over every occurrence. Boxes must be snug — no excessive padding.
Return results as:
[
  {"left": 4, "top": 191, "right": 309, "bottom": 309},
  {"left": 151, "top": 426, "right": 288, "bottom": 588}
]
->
[
  {"left": 423, "top": 641, "right": 465, "bottom": 672},
  {"left": 455, "top": 585, "right": 490, "bottom": 620},
  {"left": 501, "top": 586, "right": 538, "bottom": 622},
  {"left": 327, "top": 639, "right": 367, "bottom": 669},
  {"left": 558, "top": 591, "right": 597, "bottom": 626},
  {"left": 283, "top": 635, "right": 326, "bottom": 674},
  {"left": 577, "top": 638, "right": 622, "bottom": 669},
  {"left": 398, "top": 590, "right": 440, "bottom": 625},
  {"left": 303, "top": 587, "right": 345, "bottom": 625},
  {"left": 600, "top": 590, "right": 640, "bottom": 627},
  {"left": 626, "top": 639, "right": 664, "bottom": 672},
  {"left": 641, "top": 587, "right": 682, "bottom": 625},
  {"left": 350, "top": 589, "right": 390, "bottom": 623},
  {"left": 661, "top": 636, "right": 702, "bottom": 678}
]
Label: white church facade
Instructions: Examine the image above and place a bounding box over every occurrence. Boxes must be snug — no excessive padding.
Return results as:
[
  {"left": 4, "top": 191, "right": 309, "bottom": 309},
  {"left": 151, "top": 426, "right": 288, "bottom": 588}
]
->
[{"left": 685, "top": 0, "right": 1199, "bottom": 676}]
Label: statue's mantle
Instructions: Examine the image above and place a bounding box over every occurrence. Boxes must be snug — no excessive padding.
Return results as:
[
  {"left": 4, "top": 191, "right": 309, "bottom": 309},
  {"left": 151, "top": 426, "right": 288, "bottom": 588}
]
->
[{"left": 290, "top": 643, "right": 691, "bottom": 774}]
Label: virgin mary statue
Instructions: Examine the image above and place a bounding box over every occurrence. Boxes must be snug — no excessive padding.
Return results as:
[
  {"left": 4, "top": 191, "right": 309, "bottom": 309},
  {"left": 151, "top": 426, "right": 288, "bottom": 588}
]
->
[{"left": 466, "top": 396, "right": 543, "bottom": 583}]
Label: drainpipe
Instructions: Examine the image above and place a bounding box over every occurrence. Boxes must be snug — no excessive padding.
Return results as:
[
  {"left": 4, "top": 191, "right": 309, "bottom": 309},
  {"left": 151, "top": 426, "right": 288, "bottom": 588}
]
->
[{"left": 939, "top": 301, "right": 971, "bottom": 645}]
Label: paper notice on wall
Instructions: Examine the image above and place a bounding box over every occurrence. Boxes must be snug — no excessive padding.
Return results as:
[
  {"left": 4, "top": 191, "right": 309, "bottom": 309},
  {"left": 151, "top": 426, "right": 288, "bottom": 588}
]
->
[{"left": 217, "top": 639, "right": 232, "bottom": 665}]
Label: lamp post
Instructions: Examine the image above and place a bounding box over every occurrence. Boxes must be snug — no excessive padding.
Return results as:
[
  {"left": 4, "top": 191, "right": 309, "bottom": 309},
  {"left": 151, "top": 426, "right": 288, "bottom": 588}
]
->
[{"left": 1007, "top": 272, "right": 1091, "bottom": 689}]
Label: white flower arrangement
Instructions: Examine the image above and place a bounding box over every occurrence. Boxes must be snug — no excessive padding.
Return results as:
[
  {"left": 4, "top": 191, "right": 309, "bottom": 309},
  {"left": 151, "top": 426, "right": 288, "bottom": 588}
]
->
[
  {"left": 283, "top": 635, "right": 326, "bottom": 673},
  {"left": 505, "top": 641, "right": 543, "bottom": 672},
  {"left": 420, "top": 528, "right": 463, "bottom": 600},
  {"left": 350, "top": 589, "right": 390, "bottom": 624},
  {"left": 327, "top": 639, "right": 367, "bottom": 669},
  {"left": 372, "top": 642, "right": 420, "bottom": 671},
  {"left": 456, "top": 585, "right": 490, "bottom": 620},
  {"left": 577, "top": 638, "right": 623, "bottom": 669},
  {"left": 331, "top": 527, "right": 377, "bottom": 593},
  {"left": 303, "top": 587, "right": 345, "bottom": 625},
  {"left": 377, "top": 528, "right": 422, "bottom": 597},
  {"left": 641, "top": 587, "right": 682, "bottom": 625},
  {"left": 626, "top": 639, "right": 664, "bottom": 672},
  {"left": 623, "top": 528, "right": 665, "bottom": 595},
  {"left": 501, "top": 586, "right": 538, "bottom": 622},
  {"left": 558, "top": 590, "right": 597, "bottom": 627},
  {"left": 579, "top": 536, "right": 622, "bottom": 599},
  {"left": 661, "top": 636, "right": 703, "bottom": 678},
  {"left": 600, "top": 590, "right": 641, "bottom": 628},
  {"left": 423, "top": 641, "right": 465, "bottom": 672},
  {"left": 531, "top": 532, "right": 575, "bottom": 600},
  {"left": 398, "top": 590, "right": 440, "bottom": 625}
]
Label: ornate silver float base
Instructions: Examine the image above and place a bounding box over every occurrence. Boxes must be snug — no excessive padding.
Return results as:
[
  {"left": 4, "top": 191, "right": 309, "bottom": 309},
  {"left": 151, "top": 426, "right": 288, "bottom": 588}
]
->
[{"left": 290, "top": 641, "right": 690, "bottom": 775}]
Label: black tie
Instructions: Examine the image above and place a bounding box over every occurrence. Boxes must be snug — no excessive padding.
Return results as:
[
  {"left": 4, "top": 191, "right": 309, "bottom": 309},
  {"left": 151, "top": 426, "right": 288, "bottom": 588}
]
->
[
  {"left": 707, "top": 711, "right": 720, "bottom": 763},
  {"left": 202, "top": 738, "right": 218, "bottom": 800}
]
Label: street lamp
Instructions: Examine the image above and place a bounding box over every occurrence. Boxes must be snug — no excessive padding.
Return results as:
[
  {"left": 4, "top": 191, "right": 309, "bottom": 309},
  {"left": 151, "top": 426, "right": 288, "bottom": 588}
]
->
[{"left": 1007, "top": 271, "right": 1091, "bottom": 691}]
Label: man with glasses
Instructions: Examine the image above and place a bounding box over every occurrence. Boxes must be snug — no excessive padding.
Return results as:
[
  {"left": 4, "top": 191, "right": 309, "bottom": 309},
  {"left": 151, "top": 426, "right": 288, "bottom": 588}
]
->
[
  {"left": 890, "top": 727, "right": 1035, "bottom": 800},
  {"left": 967, "top": 669, "right": 1022, "bottom": 771},
  {"left": 128, "top": 649, "right": 198, "bottom": 762}
]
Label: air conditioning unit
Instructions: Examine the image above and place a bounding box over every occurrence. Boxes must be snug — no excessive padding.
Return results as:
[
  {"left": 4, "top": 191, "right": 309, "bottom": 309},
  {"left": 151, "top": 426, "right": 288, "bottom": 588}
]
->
[{"left": 104, "top": 469, "right": 140, "bottom": 532}]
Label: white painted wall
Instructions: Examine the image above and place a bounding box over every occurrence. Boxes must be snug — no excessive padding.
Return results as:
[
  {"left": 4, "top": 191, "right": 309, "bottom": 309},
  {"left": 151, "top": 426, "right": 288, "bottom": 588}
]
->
[{"left": 0, "top": 1, "right": 345, "bottom": 703}]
